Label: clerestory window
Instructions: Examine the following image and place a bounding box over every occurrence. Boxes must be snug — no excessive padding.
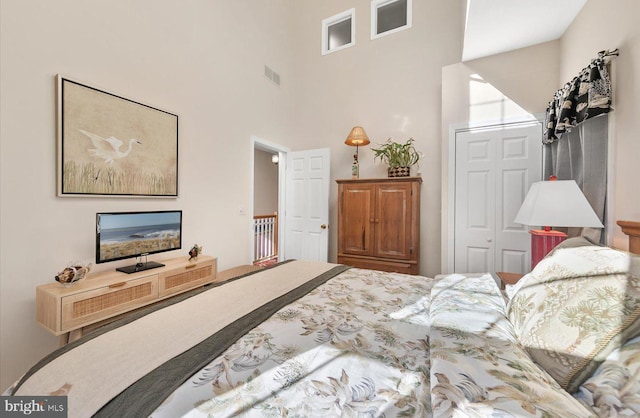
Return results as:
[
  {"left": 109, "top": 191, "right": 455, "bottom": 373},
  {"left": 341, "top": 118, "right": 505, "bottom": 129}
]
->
[
  {"left": 371, "top": 0, "right": 412, "bottom": 40},
  {"left": 322, "top": 8, "right": 355, "bottom": 55}
]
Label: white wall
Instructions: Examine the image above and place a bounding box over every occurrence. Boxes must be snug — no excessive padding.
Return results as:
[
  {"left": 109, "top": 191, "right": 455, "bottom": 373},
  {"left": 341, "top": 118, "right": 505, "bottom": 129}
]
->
[
  {"left": 0, "top": 0, "right": 297, "bottom": 390},
  {"left": 440, "top": 41, "right": 559, "bottom": 269},
  {"left": 440, "top": 1, "right": 640, "bottom": 264},
  {"left": 289, "top": 0, "right": 464, "bottom": 275},
  {"left": 1, "top": 0, "right": 467, "bottom": 389},
  {"left": 559, "top": 0, "right": 640, "bottom": 249}
]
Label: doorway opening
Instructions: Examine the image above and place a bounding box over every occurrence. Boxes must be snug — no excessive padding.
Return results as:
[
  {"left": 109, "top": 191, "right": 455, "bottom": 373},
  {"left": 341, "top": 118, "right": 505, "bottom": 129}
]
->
[{"left": 251, "top": 136, "right": 288, "bottom": 265}]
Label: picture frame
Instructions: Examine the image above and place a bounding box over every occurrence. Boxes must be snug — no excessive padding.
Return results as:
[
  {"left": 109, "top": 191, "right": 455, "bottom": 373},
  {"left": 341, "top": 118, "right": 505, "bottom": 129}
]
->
[{"left": 57, "top": 75, "right": 178, "bottom": 197}]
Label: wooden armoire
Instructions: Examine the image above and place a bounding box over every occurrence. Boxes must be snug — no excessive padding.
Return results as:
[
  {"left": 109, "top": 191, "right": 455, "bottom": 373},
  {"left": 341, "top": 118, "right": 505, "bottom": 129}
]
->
[{"left": 336, "top": 177, "right": 421, "bottom": 274}]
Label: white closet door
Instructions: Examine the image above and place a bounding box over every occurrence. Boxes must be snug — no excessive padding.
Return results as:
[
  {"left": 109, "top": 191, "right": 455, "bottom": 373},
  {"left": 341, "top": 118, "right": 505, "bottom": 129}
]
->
[{"left": 454, "top": 123, "right": 542, "bottom": 274}]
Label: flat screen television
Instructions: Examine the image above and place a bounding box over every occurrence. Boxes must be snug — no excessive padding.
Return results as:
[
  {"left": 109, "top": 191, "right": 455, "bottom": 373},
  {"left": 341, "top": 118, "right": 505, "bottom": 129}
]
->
[{"left": 96, "top": 210, "right": 182, "bottom": 273}]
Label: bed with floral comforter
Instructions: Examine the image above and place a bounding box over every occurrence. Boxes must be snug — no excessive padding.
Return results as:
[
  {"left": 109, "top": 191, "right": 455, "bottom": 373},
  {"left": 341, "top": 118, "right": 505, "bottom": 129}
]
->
[
  {"left": 153, "top": 265, "right": 434, "bottom": 417},
  {"left": 7, "top": 241, "right": 640, "bottom": 417}
]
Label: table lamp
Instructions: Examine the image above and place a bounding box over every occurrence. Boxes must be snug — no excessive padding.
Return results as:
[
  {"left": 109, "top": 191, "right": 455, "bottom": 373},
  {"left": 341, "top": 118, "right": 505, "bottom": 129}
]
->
[
  {"left": 345, "top": 126, "right": 370, "bottom": 179},
  {"left": 514, "top": 179, "right": 603, "bottom": 268}
]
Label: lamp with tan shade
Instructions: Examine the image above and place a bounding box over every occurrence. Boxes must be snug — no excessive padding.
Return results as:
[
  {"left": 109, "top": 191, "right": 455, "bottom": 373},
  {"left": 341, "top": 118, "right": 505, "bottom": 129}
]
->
[{"left": 344, "top": 126, "right": 370, "bottom": 179}]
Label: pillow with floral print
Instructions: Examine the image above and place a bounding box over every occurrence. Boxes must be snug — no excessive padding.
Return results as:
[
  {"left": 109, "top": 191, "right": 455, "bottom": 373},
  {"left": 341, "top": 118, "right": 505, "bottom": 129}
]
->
[
  {"left": 508, "top": 245, "right": 640, "bottom": 393},
  {"left": 574, "top": 335, "right": 640, "bottom": 417}
]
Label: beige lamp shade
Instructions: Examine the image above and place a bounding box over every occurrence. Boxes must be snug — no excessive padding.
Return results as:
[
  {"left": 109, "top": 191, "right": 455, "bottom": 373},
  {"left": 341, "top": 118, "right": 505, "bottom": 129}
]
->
[
  {"left": 344, "top": 126, "right": 370, "bottom": 146},
  {"left": 514, "top": 180, "right": 603, "bottom": 228}
]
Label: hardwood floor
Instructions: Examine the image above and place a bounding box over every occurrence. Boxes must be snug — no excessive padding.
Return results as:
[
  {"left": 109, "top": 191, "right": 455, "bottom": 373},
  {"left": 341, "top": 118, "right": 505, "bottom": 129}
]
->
[{"left": 217, "top": 265, "right": 263, "bottom": 282}]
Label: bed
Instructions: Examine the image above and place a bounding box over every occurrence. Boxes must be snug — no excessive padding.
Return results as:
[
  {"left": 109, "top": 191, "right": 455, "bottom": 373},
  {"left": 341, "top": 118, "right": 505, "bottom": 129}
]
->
[{"left": 5, "top": 222, "right": 640, "bottom": 417}]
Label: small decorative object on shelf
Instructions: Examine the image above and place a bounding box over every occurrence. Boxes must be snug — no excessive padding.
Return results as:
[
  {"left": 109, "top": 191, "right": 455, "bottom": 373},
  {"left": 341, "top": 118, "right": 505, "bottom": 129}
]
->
[
  {"left": 351, "top": 153, "right": 360, "bottom": 179},
  {"left": 188, "top": 244, "right": 202, "bottom": 260},
  {"left": 55, "top": 262, "right": 92, "bottom": 287},
  {"left": 388, "top": 166, "right": 410, "bottom": 177},
  {"left": 371, "top": 138, "right": 422, "bottom": 178}
]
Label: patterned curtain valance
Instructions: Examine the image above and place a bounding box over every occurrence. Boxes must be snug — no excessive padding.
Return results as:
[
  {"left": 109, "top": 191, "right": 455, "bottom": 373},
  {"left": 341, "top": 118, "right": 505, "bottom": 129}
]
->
[{"left": 543, "top": 50, "right": 617, "bottom": 144}]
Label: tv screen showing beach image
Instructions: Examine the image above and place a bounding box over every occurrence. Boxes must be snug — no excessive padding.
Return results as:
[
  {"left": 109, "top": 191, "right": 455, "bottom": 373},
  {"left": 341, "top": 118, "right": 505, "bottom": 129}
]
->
[{"left": 97, "top": 211, "right": 181, "bottom": 263}]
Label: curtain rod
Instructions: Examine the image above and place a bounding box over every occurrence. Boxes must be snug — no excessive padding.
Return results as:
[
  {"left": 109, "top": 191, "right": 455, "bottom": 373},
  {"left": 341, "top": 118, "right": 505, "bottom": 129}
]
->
[{"left": 598, "top": 48, "right": 619, "bottom": 58}]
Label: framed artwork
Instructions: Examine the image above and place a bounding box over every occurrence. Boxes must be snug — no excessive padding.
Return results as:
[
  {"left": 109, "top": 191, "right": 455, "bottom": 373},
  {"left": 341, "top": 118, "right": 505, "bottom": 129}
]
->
[{"left": 57, "top": 75, "right": 178, "bottom": 197}]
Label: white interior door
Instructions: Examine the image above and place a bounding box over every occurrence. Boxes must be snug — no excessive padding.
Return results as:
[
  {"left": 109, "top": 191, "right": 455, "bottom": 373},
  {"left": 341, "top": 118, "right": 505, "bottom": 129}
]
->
[
  {"left": 454, "top": 123, "right": 542, "bottom": 273},
  {"left": 284, "top": 148, "right": 330, "bottom": 262}
]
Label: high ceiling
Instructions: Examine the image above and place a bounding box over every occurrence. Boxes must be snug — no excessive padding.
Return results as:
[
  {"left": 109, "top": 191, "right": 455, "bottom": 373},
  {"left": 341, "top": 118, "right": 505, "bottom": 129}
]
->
[{"left": 462, "top": 0, "right": 588, "bottom": 61}]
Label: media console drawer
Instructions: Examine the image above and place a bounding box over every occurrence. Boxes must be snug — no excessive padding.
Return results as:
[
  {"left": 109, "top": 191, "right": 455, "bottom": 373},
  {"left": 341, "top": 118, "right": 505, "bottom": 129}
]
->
[
  {"left": 159, "top": 262, "right": 215, "bottom": 297},
  {"left": 60, "top": 275, "right": 159, "bottom": 332},
  {"left": 36, "top": 255, "right": 217, "bottom": 337}
]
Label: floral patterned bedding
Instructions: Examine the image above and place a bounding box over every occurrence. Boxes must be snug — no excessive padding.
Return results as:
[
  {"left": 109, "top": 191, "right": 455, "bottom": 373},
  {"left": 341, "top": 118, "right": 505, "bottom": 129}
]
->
[
  {"left": 139, "top": 250, "right": 640, "bottom": 417},
  {"left": 430, "top": 273, "right": 594, "bottom": 417},
  {"left": 152, "top": 267, "right": 434, "bottom": 417},
  {"left": 152, "top": 250, "right": 639, "bottom": 417},
  {"left": 575, "top": 335, "right": 640, "bottom": 417},
  {"left": 8, "top": 246, "right": 639, "bottom": 417}
]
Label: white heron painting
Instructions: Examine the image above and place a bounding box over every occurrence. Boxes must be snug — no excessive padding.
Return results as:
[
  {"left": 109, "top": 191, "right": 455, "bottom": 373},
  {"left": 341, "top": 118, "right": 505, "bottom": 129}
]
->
[
  {"left": 79, "top": 130, "right": 142, "bottom": 165},
  {"left": 57, "top": 75, "right": 178, "bottom": 197}
]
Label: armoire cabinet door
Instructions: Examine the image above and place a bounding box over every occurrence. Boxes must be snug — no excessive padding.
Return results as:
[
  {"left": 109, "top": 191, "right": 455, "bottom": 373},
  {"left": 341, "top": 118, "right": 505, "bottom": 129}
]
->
[
  {"left": 375, "top": 182, "right": 412, "bottom": 259},
  {"left": 339, "top": 184, "right": 374, "bottom": 255}
]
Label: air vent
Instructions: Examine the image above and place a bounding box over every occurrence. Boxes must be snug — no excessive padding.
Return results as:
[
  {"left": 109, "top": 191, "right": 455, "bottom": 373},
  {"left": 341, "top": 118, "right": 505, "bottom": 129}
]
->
[{"left": 264, "top": 65, "right": 281, "bottom": 86}]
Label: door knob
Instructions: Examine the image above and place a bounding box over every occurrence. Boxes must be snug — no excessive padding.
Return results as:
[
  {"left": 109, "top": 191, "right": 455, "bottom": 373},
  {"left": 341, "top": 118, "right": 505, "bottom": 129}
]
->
[
  {"left": 321, "top": 224, "right": 328, "bottom": 229},
  {"left": 486, "top": 237, "right": 493, "bottom": 242}
]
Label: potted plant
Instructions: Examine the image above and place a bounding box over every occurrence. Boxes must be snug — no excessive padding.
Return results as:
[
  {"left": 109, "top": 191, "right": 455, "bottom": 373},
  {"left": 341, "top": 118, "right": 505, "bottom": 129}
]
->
[{"left": 371, "top": 138, "right": 422, "bottom": 177}]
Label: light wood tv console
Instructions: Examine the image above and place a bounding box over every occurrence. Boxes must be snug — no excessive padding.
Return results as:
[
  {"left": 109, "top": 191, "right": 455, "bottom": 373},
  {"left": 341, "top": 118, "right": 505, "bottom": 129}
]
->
[{"left": 36, "top": 255, "right": 217, "bottom": 343}]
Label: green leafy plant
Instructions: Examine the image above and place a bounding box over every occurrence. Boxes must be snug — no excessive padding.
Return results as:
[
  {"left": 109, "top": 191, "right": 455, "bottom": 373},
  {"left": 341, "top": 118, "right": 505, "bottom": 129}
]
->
[{"left": 370, "top": 138, "right": 421, "bottom": 168}]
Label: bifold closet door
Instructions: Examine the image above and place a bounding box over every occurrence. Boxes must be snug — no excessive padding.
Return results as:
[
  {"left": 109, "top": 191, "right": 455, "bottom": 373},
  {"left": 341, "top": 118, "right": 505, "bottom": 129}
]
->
[{"left": 454, "top": 123, "right": 542, "bottom": 274}]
